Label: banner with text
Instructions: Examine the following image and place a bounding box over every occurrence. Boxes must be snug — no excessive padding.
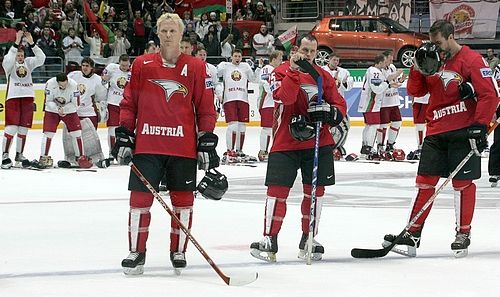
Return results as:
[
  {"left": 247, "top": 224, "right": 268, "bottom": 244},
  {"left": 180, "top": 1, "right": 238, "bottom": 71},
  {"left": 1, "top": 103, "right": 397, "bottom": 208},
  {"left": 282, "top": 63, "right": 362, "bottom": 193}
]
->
[
  {"left": 345, "top": 0, "right": 412, "bottom": 27},
  {"left": 430, "top": 0, "right": 500, "bottom": 39}
]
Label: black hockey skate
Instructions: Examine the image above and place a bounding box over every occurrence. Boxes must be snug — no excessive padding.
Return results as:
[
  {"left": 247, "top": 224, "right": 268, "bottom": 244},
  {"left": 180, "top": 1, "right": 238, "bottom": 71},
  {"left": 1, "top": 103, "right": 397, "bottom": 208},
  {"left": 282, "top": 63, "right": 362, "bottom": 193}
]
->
[
  {"left": 298, "top": 233, "right": 324, "bottom": 261},
  {"left": 121, "top": 252, "right": 146, "bottom": 275},
  {"left": 489, "top": 175, "right": 499, "bottom": 188},
  {"left": 14, "top": 152, "right": 27, "bottom": 167},
  {"left": 407, "top": 149, "right": 421, "bottom": 160},
  {"left": 382, "top": 230, "right": 421, "bottom": 257},
  {"left": 250, "top": 235, "right": 278, "bottom": 262},
  {"left": 451, "top": 232, "right": 471, "bottom": 258},
  {"left": 170, "top": 252, "right": 186, "bottom": 275},
  {"left": 1, "top": 154, "right": 13, "bottom": 169}
]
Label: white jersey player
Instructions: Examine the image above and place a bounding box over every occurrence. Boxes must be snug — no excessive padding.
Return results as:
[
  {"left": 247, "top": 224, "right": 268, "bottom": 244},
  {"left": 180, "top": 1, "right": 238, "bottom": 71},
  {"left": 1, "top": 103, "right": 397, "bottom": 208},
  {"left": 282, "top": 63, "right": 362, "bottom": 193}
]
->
[
  {"left": 39, "top": 73, "right": 92, "bottom": 169},
  {"left": 217, "top": 49, "right": 259, "bottom": 160},
  {"left": 68, "top": 57, "right": 107, "bottom": 129},
  {"left": 378, "top": 50, "right": 406, "bottom": 154},
  {"left": 321, "top": 53, "right": 353, "bottom": 98},
  {"left": 408, "top": 93, "right": 430, "bottom": 160},
  {"left": 194, "top": 47, "right": 223, "bottom": 114},
  {"left": 101, "top": 54, "right": 131, "bottom": 158},
  {"left": 358, "top": 54, "right": 390, "bottom": 158},
  {"left": 255, "top": 50, "right": 283, "bottom": 161},
  {"left": 1, "top": 31, "right": 45, "bottom": 169}
]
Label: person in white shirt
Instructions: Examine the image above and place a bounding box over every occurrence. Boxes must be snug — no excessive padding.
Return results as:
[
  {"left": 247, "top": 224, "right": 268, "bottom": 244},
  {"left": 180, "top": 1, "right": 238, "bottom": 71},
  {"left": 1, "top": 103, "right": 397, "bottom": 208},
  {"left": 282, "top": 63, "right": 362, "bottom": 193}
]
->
[
  {"left": 357, "top": 54, "right": 390, "bottom": 159},
  {"left": 39, "top": 73, "right": 92, "bottom": 168},
  {"left": 67, "top": 57, "right": 107, "bottom": 129},
  {"left": 110, "top": 28, "right": 131, "bottom": 56},
  {"left": 217, "top": 49, "right": 259, "bottom": 161},
  {"left": 252, "top": 24, "right": 274, "bottom": 59},
  {"left": 101, "top": 54, "right": 131, "bottom": 158},
  {"left": 62, "top": 27, "right": 84, "bottom": 64},
  {"left": 378, "top": 49, "right": 406, "bottom": 155},
  {"left": 1, "top": 30, "right": 46, "bottom": 169},
  {"left": 256, "top": 50, "right": 282, "bottom": 161},
  {"left": 220, "top": 33, "right": 235, "bottom": 60},
  {"left": 84, "top": 29, "right": 103, "bottom": 58},
  {"left": 321, "top": 51, "right": 353, "bottom": 158},
  {"left": 194, "top": 47, "right": 223, "bottom": 115}
]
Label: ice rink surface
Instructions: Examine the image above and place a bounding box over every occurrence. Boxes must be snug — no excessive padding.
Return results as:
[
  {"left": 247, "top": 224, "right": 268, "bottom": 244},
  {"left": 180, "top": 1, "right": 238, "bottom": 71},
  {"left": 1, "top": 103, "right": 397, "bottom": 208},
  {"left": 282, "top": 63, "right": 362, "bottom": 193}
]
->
[{"left": 1, "top": 126, "right": 500, "bottom": 297}]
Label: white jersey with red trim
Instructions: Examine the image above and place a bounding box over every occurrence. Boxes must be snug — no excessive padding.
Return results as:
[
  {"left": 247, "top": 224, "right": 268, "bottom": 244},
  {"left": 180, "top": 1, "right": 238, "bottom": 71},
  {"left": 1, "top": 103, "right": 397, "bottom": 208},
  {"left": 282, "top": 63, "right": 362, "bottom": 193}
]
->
[
  {"left": 381, "top": 64, "right": 401, "bottom": 107},
  {"left": 44, "top": 77, "right": 80, "bottom": 114},
  {"left": 358, "top": 66, "right": 389, "bottom": 113},
  {"left": 103, "top": 63, "right": 130, "bottom": 106},
  {"left": 321, "top": 65, "right": 353, "bottom": 97},
  {"left": 2, "top": 45, "right": 46, "bottom": 100},
  {"left": 68, "top": 71, "right": 107, "bottom": 117},
  {"left": 257, "top": 64, "right": 274, "bottom": 109},
  {"left": 217, "top": 61, "right": 256, "bottom": 103}
]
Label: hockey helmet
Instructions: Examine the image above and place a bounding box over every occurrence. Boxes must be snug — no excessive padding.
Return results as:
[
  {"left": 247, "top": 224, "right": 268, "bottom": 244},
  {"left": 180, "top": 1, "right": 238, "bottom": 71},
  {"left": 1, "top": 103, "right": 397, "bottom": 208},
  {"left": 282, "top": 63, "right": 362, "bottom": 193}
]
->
[
  {"left": 415, "top": 43, "right": 442, "bottom": 76},
  {"left": 392, "top": 149, "right": 406, "bottom": 161},
  {"left": 289, "top": 115, "right": 315, "bottom": 141},
  {"left": 197, "top": 169, "right": 228, "bottom": 200},
  {"left": 345, "top": 153, "right": 359, "bottom": 162}
]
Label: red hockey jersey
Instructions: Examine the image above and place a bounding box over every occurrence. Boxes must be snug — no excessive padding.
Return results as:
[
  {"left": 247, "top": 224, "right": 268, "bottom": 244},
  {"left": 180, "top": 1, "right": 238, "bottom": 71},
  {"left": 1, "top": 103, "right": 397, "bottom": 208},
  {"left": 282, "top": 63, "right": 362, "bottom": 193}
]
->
[
  {"left": 407, "top": 45, "right": 499, "bottom": 136},
  {"left": 120, "top": 52, "right": 217, "bottom": 159},
  {"left": 270, "top": 61, "right": 347, "bottom": 152}
]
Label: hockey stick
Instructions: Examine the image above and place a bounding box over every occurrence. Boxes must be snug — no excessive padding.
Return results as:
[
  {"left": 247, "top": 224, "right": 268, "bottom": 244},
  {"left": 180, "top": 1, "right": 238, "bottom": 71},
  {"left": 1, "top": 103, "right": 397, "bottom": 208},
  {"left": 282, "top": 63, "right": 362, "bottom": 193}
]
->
[
  {"left": 130, "top": 164, "right": 258, "bottom": 286},
  {"left": 296, "top": 59, "right": 322, "bottom": 265},
  {"left": 351, "top": 120, "right": 500, "bottom": 258}
]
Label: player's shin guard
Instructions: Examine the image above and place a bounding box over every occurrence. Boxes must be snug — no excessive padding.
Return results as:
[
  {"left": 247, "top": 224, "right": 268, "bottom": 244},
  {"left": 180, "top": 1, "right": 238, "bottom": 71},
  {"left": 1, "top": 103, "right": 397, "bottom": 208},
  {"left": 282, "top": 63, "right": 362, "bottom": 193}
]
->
[
  {"left": 260, "top": 127, "right": 272, "bottom": 152},
  {"left": 451, "top": 179, "right": 475, "bottom": 258},
  {"left": 298, "top": 184, "right": 325, "bottom": 261},
  {"left": 108, "top": 126, "right": 117, "bottom": 156},
  {"left": 169, "top": 191, "right": 194, "bottom": 271},
  {"left": 387, "top": 121, "right": 401, "bottom": 145},
  {"left": 16, "top": 126, "right": 28, "bottom": 154},
  {"left": 2, "top": 125, "right": 17, "bottom": 155},
  {"left": 409, "top": 175, "right": 439, "bottom": 232},
  {"left": 237, "top": 122, "right": 246, "bottom": 152},
  {"left": 226, "top": 122, "right": 238, "bottom": 151},
  {"left": 69, "top": 130, "right": 84, "bottom": 157},
  {"left": 376, "top": 124, "right": 388, "bottom": 152},
  {"left": 415, "top": 124, "right": 426, "bottom": 149},
  {"left": 40, "top": 132, "right": 55, "bottom": 157}
]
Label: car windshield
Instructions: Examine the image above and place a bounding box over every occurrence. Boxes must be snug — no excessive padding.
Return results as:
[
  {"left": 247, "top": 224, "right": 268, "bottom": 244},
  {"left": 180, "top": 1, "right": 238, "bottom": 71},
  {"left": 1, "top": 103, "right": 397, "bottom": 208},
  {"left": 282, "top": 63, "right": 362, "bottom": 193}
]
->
[{"left": 380, "top": 17, "right": 411, "bottom": 33}]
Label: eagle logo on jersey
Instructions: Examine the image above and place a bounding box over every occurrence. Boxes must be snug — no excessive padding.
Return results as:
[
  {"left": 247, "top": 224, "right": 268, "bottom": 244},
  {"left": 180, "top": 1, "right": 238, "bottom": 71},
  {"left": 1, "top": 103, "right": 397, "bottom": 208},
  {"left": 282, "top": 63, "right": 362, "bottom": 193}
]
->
[
  {"left": 16, "top": 65, "right": 28, "bottom": 78},
  {"left": 117, "top": 77, "right": 127, "bottom": 89},
  {"left": 231, "top": 70, "right": 242, "bottom": 81},
  {"left": 78, "top": 83, "right": 86, "bottom": 95},
  {"left": 440, "top": 70, "right": 463, "bottom": 89},
  {"left": 149, "top": 79, "right": 188, "bottom": 102},
  {"left": 300, "top": 84, "right": 319, "bottom": 103}
]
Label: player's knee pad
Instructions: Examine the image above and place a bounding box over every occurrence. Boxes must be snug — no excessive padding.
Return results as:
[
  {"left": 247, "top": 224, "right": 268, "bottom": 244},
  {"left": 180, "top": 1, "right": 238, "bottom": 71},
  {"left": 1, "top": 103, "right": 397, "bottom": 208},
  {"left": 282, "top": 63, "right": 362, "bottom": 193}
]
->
[
  {"left": 452, "top": 179, "right": 474, "bottom": 191},
  {"left": 130, "top": 191, "right": 154, "bottom": 208},
  {"left": 416, "top": 175, "right": 439, "bottom": 189},
  {"left": 303, "top": 184, "right": 325, "bottom": 197},
  {"left": 4, "top": 125, "right": 18, "bottom": 136},
  {"left": 391, "top": 121, "right": 402, "bottom": 129},
  {"left": 267, "top": 185, "right": 291, "bottom": 199},
  {"left": 170, "top": 191, "right": 194, "bottom": 208},
  {"left": 17, "top": 126, "right": 28, "bottom": 135}
]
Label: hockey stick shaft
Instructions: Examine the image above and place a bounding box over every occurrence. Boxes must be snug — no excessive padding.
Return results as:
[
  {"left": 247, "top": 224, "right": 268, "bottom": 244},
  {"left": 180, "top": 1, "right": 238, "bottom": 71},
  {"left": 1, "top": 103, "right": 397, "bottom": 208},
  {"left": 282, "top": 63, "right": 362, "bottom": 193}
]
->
[
  {"left": 296, "top": 59, "right": 323, "bottom": 265},
  {"left": 352, "top": 120, "right": 500, "bottom": 258},
  {"left": 131, "top": 164, "right": 257, "bottom": 285}
]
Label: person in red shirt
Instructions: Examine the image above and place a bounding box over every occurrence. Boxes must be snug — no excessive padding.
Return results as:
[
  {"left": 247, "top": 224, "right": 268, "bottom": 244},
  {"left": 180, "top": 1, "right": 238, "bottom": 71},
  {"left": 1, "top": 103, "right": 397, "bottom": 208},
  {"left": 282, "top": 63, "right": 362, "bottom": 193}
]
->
[
  {"left": 113, "top": 12, "right": 219, "bottom": 275},
  {"left": 132, "top": 10, "right": 146, "bottom": 55},
  {"left": 384, "top": 20, "right": 499, "bottom": 258},
  {"left": 250, "top": 34, "right": 347, "bottom": 262}
]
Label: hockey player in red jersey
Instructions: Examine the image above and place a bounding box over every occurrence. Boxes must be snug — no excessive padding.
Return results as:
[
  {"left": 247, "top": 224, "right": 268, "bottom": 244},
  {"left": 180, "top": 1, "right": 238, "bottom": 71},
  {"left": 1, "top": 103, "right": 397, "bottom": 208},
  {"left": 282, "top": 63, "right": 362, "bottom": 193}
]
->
[
  {"left": 250, "top": 34, "right": 347, "bottom": 262},
  {"left": 384, "top": 20, "right": 499, "bottom": 258},
  {"left": 114, "top": 13, "right": 219, "bottom": 275}
]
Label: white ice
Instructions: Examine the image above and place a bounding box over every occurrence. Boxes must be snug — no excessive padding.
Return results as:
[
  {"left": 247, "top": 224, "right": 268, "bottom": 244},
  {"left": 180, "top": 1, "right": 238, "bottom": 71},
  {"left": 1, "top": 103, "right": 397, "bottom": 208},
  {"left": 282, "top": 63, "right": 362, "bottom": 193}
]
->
[{"left": 1, "top": 126, "right": 499, "bottom": 297}]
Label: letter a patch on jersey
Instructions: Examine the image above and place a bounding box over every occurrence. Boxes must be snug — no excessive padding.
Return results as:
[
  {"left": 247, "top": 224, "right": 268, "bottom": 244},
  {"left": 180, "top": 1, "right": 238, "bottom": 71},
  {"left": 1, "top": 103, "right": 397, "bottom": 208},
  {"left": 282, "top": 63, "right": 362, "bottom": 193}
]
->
[{"left": 149, "top": 79, "right": 188, "bottom": 102}]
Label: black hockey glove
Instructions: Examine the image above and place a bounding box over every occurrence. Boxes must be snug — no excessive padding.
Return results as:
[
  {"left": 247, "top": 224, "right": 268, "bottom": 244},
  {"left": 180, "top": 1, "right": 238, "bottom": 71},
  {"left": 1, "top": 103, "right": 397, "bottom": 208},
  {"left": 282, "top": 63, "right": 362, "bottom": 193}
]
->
[
  {"left": 459, "top": 82, "right": 476, "bottom": 101},
  {"left": 307, "top": 103, "right": 343, "bottom": 127},
  {"left": 467, "top": 124, "right": 488, "bottom": 156},
  {"left": 197, "top": 132, "right": 220, "bottom": 170},
  {"left": 111, "top": 126, "right": 135, "bottom": 165}
]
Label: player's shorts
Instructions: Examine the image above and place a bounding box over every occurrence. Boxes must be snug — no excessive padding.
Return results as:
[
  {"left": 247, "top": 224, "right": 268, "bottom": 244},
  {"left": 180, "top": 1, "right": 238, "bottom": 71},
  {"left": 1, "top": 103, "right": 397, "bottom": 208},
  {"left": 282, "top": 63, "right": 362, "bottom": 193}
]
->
[
  {"left": 5, "top": 97, "right": 34, "bottom": 127},
  {"left": 418, "top": 128, "right": 481, "bottom": 180},
  {"left": 107, "top": 104, "right": 120, "bottom": 127},
  {"left": 223, "top": 100, "right": 249, "bottom": 123},
  {"left": 363, "top": 111, "right": 381, "bottom": 125},
  {"left": 259, "top": 107, "right": 273, "bottom": 128},
  {"left": 265, "top": 145, "right": 335, "bottom": 188},
  {"left": 380, "top": 106, "right": 402, "bottom": 124},
  {"left": 43, "top": 111, "right": 81, "bottom": 133},
  {"left": 79, "top": 116, "right": 98, "bottom": 129},
  {"left": 129, "top": 154, "right": 198, "bottom": 192},
  {"left": 412, "top": 102, "right": 427, "bottom": 124}
]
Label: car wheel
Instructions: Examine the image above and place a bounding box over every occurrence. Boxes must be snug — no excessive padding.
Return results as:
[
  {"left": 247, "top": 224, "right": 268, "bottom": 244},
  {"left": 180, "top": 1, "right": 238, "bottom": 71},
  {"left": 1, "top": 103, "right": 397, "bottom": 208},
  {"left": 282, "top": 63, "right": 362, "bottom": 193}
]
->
[
  {"left": 399, "top": 47, "right": 416, "bottom": 68},
  {"left": 315, "top": 48, "right": 332, "bottom": 66}
]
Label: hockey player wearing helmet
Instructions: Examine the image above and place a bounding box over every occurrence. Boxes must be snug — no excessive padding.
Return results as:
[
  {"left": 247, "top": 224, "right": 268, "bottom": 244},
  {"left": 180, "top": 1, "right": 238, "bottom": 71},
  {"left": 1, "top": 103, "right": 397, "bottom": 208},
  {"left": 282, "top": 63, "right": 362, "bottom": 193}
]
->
[{"left": 384, "top": 20, "right": 499, "bottom": 258}]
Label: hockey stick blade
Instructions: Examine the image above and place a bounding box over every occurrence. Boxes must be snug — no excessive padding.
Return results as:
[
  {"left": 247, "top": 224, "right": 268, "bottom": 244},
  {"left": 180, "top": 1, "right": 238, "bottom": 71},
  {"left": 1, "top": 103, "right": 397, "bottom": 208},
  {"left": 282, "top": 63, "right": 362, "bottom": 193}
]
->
[
  {"left": 228, "top": 272, "right": 259, "bottom": 286},
  {"left": 351, "top": 229, "right": 406, "bottom": 258}
]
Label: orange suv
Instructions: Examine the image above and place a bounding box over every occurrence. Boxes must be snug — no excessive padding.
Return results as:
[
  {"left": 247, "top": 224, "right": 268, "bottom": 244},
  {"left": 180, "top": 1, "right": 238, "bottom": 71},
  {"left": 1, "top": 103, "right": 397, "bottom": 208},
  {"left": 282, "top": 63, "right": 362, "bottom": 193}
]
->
[{"left": 310, "top": 15, "right": 429, "bottom": 67}]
